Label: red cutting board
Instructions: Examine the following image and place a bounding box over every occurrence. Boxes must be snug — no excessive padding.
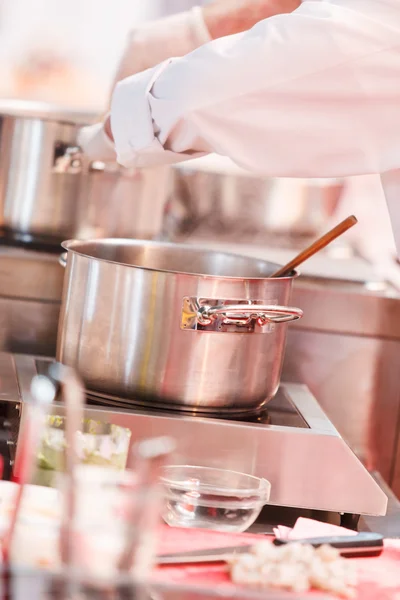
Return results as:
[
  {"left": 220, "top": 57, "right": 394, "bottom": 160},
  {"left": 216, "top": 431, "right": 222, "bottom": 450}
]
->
[{"left": 155, "top": 526, "right": 400, "bottom": 600}]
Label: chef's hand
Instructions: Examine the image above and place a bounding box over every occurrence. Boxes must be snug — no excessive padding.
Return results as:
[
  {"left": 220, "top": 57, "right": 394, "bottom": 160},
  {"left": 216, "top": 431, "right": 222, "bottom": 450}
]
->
[{"left": 204, "top": 0, "right": 302, "bottom": 39}]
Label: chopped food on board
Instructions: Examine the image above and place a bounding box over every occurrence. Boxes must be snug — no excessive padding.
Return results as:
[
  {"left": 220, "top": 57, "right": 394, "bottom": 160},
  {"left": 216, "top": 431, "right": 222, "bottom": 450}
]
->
[{"left": 229, "top": 541, "right": 357, "bottom": 598}]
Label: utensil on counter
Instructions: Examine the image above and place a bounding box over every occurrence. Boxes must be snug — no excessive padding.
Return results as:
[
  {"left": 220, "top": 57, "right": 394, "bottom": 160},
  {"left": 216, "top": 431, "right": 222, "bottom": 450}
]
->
[
  {"left": 2, "top": 374, "right": 57, "bottom": 564},
  {"left": 271, "top": 216, "right": 358, "bottom": 278},
  {"left": 156, "top": 532, "right": 384, "bottom": 566},
  {"left": 58, "top": 239, "right": 302, "bottom": 415},
  {"left": 273, "top": 532, "right": 384, "bottom": 556}
]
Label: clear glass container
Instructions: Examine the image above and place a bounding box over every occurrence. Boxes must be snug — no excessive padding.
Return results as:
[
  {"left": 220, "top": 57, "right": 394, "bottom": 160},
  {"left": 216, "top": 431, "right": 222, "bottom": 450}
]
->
[
  {"left": 160, "top": 465, "right": 271, "bottom": 533},
  {"left": 5, "top": 466, "right": 159, "bottom": 580},
  {"left": 33, "top": 416, "right": 131, "bottom": 488},
  {"left": 7, "top": 484, "right": 61, "bottom": 571},
  {"left": 8, "top": 466, "right": 159, "bottom": 580},
  {"left": 58, "top": 465, "right": 158, "bottom": 581}
]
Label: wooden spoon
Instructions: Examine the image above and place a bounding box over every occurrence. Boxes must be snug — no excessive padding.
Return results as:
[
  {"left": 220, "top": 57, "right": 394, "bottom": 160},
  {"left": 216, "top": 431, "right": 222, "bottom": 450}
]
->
[{"left": 270, "top": 215, "right": 358, "bottom": 278}]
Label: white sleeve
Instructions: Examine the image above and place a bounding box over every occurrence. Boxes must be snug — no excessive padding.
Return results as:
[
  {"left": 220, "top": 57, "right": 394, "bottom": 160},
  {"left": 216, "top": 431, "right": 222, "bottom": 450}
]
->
[
  {"left": 111, "top": 0, "right": 400, "bottom": 177},
  {"left": 78, "top": 7, "right": 210, "bottom": 162}
]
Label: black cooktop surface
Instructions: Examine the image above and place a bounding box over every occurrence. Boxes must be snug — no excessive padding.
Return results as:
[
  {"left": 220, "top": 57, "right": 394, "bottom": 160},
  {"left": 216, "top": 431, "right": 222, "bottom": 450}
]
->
[{"left": 0, "top": 228, "right": 63, "bottom": 253}]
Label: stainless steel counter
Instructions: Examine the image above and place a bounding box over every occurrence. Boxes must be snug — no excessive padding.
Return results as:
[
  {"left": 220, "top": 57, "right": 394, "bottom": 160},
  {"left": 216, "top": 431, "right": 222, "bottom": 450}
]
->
[
  {"left": 246, "top": 473, "right": 400, "bottom": 538},
  {"left": 360, "top": 473, "right": 400, "bottom": 538},
  {"left": 0, "top": 350, "right": 399, "bottom": 537}
]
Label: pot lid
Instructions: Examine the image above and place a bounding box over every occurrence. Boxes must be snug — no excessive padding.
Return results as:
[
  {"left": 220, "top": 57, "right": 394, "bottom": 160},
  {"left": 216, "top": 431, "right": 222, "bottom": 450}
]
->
[{"left": 0, "top": 99, "right": 99, "bottom": 125}]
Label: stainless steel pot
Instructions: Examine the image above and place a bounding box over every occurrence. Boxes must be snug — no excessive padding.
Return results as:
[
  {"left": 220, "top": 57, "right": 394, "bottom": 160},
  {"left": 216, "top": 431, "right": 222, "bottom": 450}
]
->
[
  {"left": 0, "top": 100, "right": 94, "bottom": 239},
  {"left": 57, "top": 239, "right": 302, "bottom": 415},
  {"left": 0, "top": 100, "right": 168, "bottom": 241},
  {"left": 162, "top": 154, "right": 345, "bottom": 242}
]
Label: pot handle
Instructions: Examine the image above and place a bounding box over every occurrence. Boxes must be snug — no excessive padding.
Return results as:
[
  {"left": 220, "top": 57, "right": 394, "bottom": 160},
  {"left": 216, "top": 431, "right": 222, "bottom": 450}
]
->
[
  {"left": 197, "top": 304, "right": 303, "bottom": 326},
  {"left": 53, "top": 145, "right": 83, "bottom": 173},
  {"left": 59, "top": 252, "right": 67, "bottom": 268}
]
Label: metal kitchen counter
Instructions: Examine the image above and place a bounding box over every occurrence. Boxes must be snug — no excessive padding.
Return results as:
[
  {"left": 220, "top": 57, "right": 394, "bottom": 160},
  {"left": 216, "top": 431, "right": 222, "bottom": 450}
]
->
[
  {"left": 246, "top": 472, "right": 400, "bottom": 538},
  {"left": 360, "top": 473, "right": 400, "bottom": 538}
]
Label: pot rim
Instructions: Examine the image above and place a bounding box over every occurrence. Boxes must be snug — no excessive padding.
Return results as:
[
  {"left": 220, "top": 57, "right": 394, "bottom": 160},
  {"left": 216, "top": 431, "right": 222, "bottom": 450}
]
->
[
  {"left": 0, "top": 99, "right": 98, "bottom": 126},
  {"left": 61, "top": 238, "right": 299, "bottom": 281}
]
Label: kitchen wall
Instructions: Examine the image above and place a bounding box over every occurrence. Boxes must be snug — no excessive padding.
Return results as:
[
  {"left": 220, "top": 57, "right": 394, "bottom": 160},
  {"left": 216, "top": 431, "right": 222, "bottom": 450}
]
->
[{"left": 0, "top": 0, "right": 203, "bottom": 111}]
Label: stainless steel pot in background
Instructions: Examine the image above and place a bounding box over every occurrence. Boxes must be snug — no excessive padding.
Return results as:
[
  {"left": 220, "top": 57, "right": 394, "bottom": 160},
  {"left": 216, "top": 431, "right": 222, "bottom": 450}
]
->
[
  {"left": 161, "top": 154, "right": 345, "bottom": 243},
  {"left": 0, "top": 100, "right": 94, "bottom": 240},
  {"left": 0, "top": 100, "right": 169, "bottom": 242},
  {"left": 57, "top": 239, "right": 302, "bottom": 415},
  {"left": 80, "top": 161, "right": 169, "bottom": 241}
]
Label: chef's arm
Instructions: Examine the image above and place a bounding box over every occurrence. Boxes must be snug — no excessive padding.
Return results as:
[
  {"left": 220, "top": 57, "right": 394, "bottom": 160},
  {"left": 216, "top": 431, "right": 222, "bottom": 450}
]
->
[
  {"left": 78, "top": 7, "right": 210, "bottom": 161},
  {"left": 110, "top": 0, "right": 400, "bottom": 178},
  {"left": 110, "top": 8, "right": 210, "bottom": 99},
  {"left": 112, "top": 1, "right": 301, "bottom": 94},
  {"left": 113, "top": 1, "right": 300, "bottom": 90},
  {"left": 80, "top": 1, "right": 301, "bottom": 160}
]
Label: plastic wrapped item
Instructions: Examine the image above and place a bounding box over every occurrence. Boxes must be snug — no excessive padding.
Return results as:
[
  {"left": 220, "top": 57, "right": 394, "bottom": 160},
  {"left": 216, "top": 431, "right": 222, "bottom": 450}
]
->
[{"left": 33, "top": 416, "right": 131, "bottom": 488}]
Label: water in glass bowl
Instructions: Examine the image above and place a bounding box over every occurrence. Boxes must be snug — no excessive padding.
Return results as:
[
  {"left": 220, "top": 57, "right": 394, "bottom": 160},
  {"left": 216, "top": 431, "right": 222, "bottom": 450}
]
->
[{"left": 160, "top": 465, "right": 271, "bottom": 533}]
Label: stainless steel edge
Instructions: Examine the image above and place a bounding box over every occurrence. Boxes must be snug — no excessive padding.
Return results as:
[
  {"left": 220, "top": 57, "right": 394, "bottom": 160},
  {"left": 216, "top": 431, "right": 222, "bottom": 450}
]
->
[
  {"left": 0, "top": 99, "right": 97, "bottom": 125},
  {"left": 12, "top": 355, "right": 387, "bottom": 516},
  {"left": 291, "top": 278, "right": 400, "bottom": 339}
]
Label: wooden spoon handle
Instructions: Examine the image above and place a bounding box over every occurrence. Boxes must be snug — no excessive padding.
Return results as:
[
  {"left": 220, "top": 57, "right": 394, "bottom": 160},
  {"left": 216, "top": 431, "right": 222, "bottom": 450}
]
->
[{"left": 271, "top": 215, "right": 358, "bottom": 278}]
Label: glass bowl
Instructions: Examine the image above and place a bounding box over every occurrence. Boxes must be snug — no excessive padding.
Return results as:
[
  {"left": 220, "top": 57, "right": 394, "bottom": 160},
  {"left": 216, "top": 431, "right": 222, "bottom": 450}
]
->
[{"left": 160, "top": 465, "right": 271, "bottom": 533}]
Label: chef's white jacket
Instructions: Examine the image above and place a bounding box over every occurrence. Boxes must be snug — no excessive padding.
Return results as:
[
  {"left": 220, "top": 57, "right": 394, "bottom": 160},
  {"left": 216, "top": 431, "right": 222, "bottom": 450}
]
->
[{"left": 81, "top": 0, "right": 400, "bottom": 253}]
